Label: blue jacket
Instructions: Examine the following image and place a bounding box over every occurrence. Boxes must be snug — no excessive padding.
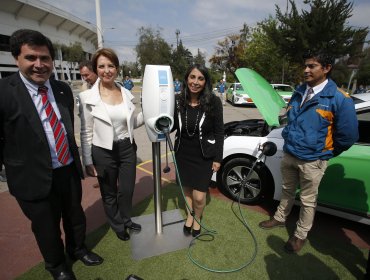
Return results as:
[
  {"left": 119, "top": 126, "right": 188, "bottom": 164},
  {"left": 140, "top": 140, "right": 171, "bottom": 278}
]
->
[
  {"left": 123, "top": 79, "right": 134, "bottom": 90},
  {"left": 174, "top": 80, "right": 181, "bottom": 92},
  {"left": 218, "top": 82, "right": 226, "bottom": 93},
  {"left": 282, "top": 79, "right": 358, "bottom": 161}
]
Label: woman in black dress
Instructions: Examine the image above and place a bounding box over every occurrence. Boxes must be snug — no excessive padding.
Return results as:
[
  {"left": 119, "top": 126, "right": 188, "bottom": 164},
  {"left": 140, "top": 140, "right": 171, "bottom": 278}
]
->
[{"left": 173, "top": 64, "right": 224, "bottom": 237}]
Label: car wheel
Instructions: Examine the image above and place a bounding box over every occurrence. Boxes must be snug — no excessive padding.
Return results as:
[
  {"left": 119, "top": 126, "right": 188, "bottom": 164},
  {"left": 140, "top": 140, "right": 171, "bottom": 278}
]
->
[
  {"left": 232, "top": 96, "right": 236, "bottom": 106},
  {"left": 219, "top": 157, "right": 272, "bottom": 204}
]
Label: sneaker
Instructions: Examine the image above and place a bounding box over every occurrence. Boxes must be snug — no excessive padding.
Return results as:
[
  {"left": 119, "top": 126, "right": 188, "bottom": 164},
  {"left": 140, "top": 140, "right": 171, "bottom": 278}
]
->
[{"left": 259, "top": 217, "right": 285, "bottom": 229}]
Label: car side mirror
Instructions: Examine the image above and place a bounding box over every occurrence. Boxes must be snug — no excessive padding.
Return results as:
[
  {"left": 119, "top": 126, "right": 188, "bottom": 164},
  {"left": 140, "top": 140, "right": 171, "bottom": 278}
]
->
[{"left": 261, "top": 141, "right": 277, "bottom": 157}]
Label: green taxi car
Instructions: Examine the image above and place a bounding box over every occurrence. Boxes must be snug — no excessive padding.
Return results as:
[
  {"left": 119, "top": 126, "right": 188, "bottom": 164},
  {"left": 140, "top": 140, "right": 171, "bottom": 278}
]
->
[
  {"left": 271, "top": 83, "right": 294, "bottom": 104},
  {"left": 226, "top": 82, "right": 254, "bottom": 106}
]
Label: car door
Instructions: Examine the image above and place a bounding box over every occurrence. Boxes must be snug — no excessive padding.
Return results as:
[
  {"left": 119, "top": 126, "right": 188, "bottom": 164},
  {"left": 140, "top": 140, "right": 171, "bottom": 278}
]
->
[{"left": 317, "top": 109, "right": 370, "bottom": 217}]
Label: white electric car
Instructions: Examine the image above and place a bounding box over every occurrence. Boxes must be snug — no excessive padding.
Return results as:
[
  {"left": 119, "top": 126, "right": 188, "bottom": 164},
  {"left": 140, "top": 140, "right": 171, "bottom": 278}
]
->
[{"left": 214, "top": 68, "right": 370, "bottom": 225}]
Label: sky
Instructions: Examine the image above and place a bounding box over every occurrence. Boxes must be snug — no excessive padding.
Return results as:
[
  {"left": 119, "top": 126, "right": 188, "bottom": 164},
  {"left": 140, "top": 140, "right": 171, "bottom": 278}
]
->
[{"left": 41, "top": 0, "right": 370, "bottom": 63}]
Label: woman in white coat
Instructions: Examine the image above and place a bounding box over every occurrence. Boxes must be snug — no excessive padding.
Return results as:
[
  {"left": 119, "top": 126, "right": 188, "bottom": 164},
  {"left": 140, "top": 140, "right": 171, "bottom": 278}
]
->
[{"left": 79, "top": 48, "right": 143, "bottom": 241}]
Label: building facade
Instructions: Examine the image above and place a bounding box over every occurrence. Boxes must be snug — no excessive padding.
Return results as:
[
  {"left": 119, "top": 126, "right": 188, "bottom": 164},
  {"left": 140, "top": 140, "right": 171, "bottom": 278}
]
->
[{"left": 0, "top": 0, "right": 98, "bottom": 80}]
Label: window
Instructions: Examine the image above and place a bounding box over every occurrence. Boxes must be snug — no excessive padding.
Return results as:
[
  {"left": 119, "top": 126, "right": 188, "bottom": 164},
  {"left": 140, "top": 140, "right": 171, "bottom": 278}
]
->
[{"left": 0, "top": 34, "right": 10, "bottom": 52}]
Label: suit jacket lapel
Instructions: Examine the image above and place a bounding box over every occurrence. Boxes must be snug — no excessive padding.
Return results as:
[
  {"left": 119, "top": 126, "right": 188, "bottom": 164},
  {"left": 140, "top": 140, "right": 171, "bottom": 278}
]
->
[
  {"left": 85, "top": 83, "right": 112, "bottom": 124},
  {"left": 10, "top": 74, "right": 48, "bottom": 144}
]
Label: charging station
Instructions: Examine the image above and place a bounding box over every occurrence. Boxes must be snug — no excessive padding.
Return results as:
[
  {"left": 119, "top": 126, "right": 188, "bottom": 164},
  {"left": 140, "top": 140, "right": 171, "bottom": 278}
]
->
[
  {"left": 129, "top": 65, "right": 280, "bottom": 272},
  {"left": 130, "top": 65, "right": 192, "bottom": 260}
]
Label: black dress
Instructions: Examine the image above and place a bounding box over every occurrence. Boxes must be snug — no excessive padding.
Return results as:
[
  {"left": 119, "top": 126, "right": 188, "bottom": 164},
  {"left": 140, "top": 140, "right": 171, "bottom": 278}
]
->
[{"left": 175, "top": 104, "right": 213, "bottom": 192}]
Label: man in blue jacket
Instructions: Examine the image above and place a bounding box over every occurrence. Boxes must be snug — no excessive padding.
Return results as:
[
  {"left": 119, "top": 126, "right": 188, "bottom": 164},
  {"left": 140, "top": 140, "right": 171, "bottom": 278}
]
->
[
  {"left": 123, "top": 75, "right": 134, "bottom": 91},
  {"left": 259, "top": 50, "right": 358, "bottom": 253},
  {"left": 217, "top": 79, "right": 226, "bottom": 105},
  {"left": 174, "top": 78, "right": 181, "bottom": 94}
]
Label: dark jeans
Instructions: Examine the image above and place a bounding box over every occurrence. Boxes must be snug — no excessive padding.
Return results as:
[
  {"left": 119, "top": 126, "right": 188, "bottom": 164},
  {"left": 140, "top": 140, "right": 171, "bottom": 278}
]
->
[{"left": 92, "top": 139, "right": 137, "bottom": 233}]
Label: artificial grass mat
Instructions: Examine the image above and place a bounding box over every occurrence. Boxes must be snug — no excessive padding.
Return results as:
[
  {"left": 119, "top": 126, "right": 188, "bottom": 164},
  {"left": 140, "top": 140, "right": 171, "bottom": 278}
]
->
[{"left": 18, "top": 183, "right": 368, "bottom": 280}]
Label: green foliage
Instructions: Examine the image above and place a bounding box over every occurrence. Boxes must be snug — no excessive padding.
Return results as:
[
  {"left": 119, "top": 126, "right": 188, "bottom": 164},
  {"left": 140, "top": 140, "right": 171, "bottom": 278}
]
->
[
  {"left": 135, "top": 26, "right": 172, "bottom": 69},
  {"left": 243, "top": 19, "right": 286, "bottom": 83},
  {"left": 331, "top": 58, "right": 351, "bottom": 87},
  {"left": 193, "top": 48, "right": 206, "bottom": 67},
  {"left": 209, "top": 19, "right": 302, "bottom": 85},
  {"left": 57, "top": 42, "right": 85, "bottom": 63},
  {"left": 265, "top": 0, "right": 368, "bottom": 63},
  {"left": 53, "top": 42, "right": 85, "bottom": 65},
  {"left": 207, "top": 0, "right": 368, "bottom": 86},
  {"left": 356, "top": 47, "right": 370, "bottom": 85},
  {"left": 209, "top": 34, "right": 242, "bottom": 76},
  {"left": 170, "top": 40, "right": 193, "bottom": 79},
  {"left": 121, "top": 61, "right": 141, "bottom": 78}
]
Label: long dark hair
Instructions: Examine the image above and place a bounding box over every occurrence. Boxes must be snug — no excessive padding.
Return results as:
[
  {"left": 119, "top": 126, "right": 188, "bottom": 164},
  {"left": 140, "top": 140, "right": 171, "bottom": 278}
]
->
[{"left": 178, "top": 64, "right": 215, "bottom": 115}]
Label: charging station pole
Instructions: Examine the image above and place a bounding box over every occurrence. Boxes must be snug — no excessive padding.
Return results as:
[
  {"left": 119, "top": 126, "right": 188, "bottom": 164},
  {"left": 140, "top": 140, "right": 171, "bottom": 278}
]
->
[
  {"left": 152, "top": 142, "right": 163, "bottom": 234},
  {"left": 130, "top": 65, "right": 192, "bottom": 260}
]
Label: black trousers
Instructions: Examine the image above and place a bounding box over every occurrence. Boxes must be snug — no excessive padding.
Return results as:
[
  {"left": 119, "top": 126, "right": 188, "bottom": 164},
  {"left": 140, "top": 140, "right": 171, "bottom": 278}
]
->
[
  {"left": 17, "top": 163, "right": 86, "bottom": 272},
  {"left": 92, "top": 138, "right": 137, "bottom": 233}
]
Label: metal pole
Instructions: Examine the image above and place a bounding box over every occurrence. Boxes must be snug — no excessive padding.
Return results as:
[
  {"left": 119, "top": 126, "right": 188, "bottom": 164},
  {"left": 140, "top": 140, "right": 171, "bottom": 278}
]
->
[
  {"left": 152, "top": 142, "right": 163, "bottom": 234},
  {"left": 95, "top": 0, "right": 103, "bottom": 48},
  {"left": 348, "top": 69, "right": 358, "bottom": 93},
  {"left": 58, "top": 48, "right": 64, "bottom": 81}
]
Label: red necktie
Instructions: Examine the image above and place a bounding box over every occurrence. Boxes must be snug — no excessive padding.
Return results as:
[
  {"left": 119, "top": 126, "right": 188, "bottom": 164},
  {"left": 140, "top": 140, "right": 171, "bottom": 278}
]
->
[{"left": 38, "top": 86, "right": 70, "bottom": 165}]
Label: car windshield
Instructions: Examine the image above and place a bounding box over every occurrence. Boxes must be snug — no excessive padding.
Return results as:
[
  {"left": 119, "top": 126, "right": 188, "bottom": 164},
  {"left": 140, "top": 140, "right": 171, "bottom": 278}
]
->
[
  {"left": 274, "top": 85, "right": 292, "bottom": 92},
  {"left": 236, "top": 84, "right": 244, "bottom": 90},
  {"left": 351, "top": 96, "right": 365, "bottom": 104}
]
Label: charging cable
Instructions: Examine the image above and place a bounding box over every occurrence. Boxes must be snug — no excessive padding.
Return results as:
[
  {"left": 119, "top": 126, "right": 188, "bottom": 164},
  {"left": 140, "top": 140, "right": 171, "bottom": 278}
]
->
[{"left": 160, "top": 126, "right": 261, "bottom": 273}]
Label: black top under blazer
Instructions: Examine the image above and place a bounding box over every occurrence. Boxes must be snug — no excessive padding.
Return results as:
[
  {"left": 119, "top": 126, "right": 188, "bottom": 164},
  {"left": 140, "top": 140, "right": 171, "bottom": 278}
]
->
[
  {"left": 0, "top": 73, "right": 83, "bottom": 201},
  {"left": 173, "top": 94, "right": 224, "bottom": 163}
]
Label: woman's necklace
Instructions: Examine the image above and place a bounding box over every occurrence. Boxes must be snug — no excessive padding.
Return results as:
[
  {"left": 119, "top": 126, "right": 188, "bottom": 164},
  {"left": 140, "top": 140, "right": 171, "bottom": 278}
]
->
[{"left": 185, "top": 105, "right": 200, "bottom": 137}]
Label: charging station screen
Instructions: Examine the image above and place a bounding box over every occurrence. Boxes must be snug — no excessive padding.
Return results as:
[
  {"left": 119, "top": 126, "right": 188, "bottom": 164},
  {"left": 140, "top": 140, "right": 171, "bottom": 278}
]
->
[{"left": 158, "top": 70, "right": 168, "bottom": 85}]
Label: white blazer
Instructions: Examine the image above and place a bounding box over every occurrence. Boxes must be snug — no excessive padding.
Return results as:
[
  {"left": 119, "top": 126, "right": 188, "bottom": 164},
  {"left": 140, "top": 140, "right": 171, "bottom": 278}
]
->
[{"left": 79, "top": 80, "right": 144, "bottom": 166}]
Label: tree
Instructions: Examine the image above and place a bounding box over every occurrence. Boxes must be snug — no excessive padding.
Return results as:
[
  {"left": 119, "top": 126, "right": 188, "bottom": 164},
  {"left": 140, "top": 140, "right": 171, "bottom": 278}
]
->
[
  {"left": 264, "top": 0, "right": 368, "bottom": 63},
  {"left": 208, "top": 20, "right": 301, "bottom": 84},
  {"left": 209, "top": 23, "right": 253, "bottom": 81},
  {"left": 209, "top": 34, "right": 242, "bottom": 80},
  {"left": 242, "top": 19, "right": 284, "bottom": 83},
  {"left": 193, "top": 48, "right": 206, "bottom": 66},
  {"left": 121, "top": 61, "right": 141, "bottom": 78},
  {"left": 53, "top": 42, "right": 84, "bottom": 81},
  {"left": 63, "top": 42, "right": 85, "bottom": 64},
  {"left": 170, "top": 40, "right": 193, "bottom": 79},
  {"left": 135, "top": 26, "right": 172, "bottom": 69},
  {"left": 331, "top": 58, "right": 351, "bottom": 87},
  {"left": 356, "top": 47, "right": 370, "bottom": 86}
]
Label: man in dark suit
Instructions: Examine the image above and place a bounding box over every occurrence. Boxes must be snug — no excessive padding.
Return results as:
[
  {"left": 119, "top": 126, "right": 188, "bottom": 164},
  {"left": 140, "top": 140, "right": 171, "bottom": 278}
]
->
[{"left": 0, "top": 29, "right": 103, "bottom": 280}]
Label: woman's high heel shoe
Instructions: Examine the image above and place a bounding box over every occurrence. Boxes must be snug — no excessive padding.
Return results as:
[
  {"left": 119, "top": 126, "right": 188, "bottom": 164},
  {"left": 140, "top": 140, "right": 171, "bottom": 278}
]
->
[
  {"left": 183, "top": 224, "right": 192, "bottom": 236},
  {"left": 192, "top": 216, "right": 202, "bottom": 237},
  {"left": 192, "top": 227, "right": 201, "bottom": 237}
]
